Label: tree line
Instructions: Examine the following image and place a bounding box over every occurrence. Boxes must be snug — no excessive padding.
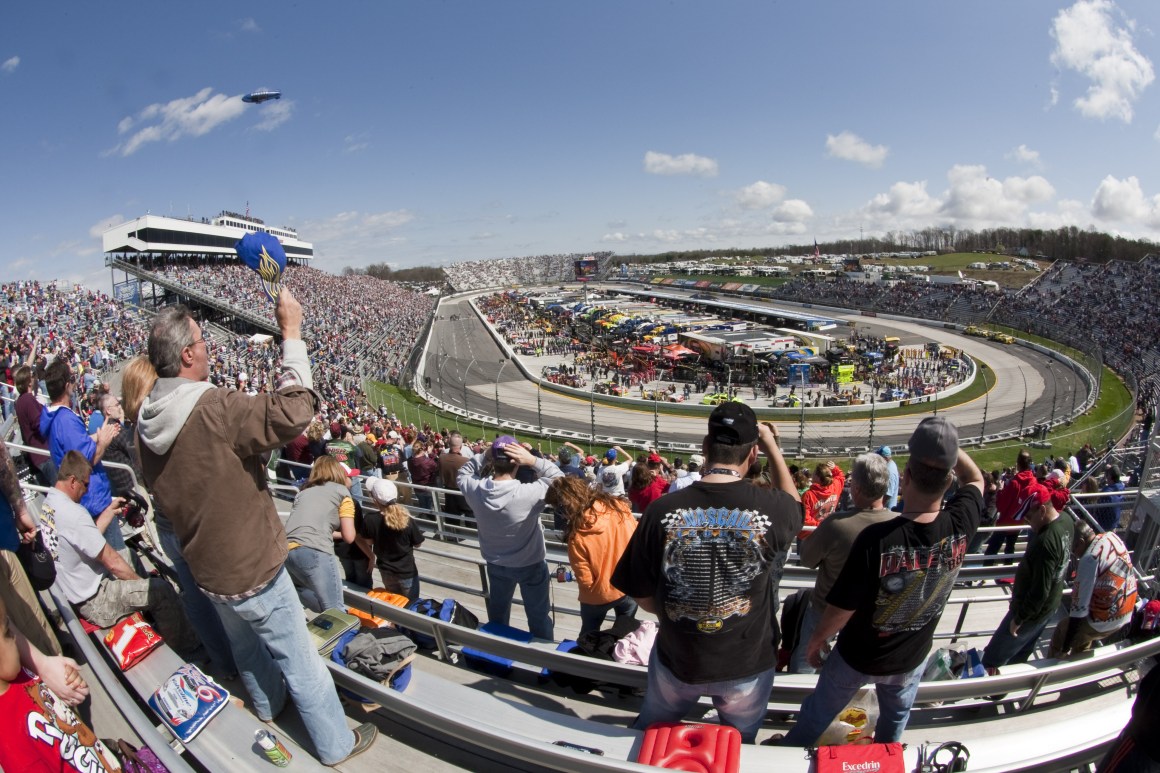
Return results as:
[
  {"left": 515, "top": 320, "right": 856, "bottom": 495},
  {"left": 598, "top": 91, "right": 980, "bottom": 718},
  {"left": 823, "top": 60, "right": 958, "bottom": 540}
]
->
[
  {"left": 618, "top": 225, "right": 1157, "bottom": 265},
  {"left": 342, "top": 225, "right": 1157, "bottom": 281}
]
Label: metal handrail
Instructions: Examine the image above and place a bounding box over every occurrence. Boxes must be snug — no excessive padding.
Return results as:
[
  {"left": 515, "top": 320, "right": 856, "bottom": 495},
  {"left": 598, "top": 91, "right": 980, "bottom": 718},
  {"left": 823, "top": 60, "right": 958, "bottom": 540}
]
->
[{"left": 45, "top": 586, "right": 196, "bottom": 773}]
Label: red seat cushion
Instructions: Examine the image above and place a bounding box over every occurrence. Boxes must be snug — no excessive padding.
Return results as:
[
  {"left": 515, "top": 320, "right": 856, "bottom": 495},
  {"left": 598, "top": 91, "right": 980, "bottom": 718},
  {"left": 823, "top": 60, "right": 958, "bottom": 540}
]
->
[{"left": 636, "top": 722, "right": 741, "bottom": 773}]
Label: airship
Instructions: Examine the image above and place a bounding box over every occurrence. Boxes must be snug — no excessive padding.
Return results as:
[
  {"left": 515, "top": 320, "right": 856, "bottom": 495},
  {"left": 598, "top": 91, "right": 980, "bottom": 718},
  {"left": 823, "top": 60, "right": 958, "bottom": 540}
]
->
[{"left": 242, "top": 88, "right": 281, "bottom": 104}]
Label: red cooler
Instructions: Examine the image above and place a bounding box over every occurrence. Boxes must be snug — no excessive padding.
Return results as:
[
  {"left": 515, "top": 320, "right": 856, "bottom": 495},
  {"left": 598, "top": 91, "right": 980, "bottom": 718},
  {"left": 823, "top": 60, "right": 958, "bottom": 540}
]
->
[{"left": 636, "top": 722, "right": 741, "bottom": 773}]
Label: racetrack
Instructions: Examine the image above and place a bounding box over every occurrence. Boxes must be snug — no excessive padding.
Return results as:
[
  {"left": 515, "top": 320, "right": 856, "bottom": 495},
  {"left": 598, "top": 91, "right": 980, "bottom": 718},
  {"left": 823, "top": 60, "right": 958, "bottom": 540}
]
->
[{"left": 420, "top": 288, "right": 1089, "bottom": 453}]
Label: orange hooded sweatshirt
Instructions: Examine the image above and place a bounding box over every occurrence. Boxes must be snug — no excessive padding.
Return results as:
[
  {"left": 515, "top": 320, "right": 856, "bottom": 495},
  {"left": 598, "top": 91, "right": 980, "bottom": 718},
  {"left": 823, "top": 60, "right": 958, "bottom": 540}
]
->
[{"left": 567, "top": 498, "right": 637, "bottom": 605}]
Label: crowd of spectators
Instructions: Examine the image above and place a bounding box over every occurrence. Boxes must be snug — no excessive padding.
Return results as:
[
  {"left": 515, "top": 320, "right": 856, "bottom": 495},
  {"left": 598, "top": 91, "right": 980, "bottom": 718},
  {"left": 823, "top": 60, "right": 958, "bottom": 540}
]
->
[
  {"left": 0, "top": 281, "right": 152, "bottom": 418},
  {"left": 762, "top": 256, "right": 1160, "bottom": 418},
  {"left": 133, "top": 261, "right": 434, "bottom": 409},
  {"left": 444, "top": 252, "right": 613, "bottom": 292}
]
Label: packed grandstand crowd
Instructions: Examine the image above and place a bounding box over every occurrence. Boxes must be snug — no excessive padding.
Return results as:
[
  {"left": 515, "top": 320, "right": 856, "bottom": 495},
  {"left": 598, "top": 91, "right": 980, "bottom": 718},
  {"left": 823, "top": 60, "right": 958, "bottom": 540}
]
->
[
  {"left": 4, "top": 251, "right": 1159, "bottom": 434},
  {"left": 443, "top": 251, "right": 614, "bottom": 292},
  {"left": 1, "top": 252, "right": 1158, "bottom": 771}
]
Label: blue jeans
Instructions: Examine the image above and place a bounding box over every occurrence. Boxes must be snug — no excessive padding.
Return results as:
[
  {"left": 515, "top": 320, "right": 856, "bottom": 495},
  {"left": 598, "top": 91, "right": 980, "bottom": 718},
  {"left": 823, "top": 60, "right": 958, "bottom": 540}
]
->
[
  {"left": 633, "top": 648, "right": 775, "bottom": 744},
  {"left": 485, "top": 561, "right": 553, "bottom": 640},
  {"left": 210, "top": 567, "right": 354, "bottom": 764},
  {"left": 789, "top": 600, "right": 825, "bottom": 674},
  {"left": 414, "top": 488, "right": 435, "bottom": 514},
  {"left": 285, "top": 546, "right": 345, "bottom": 613},
  {"left": 783, "top": 648, "right": 925, "bottom": 746},
  {"left": 982, "top": 609, "right": 1049, "bottom": 669},
  {"left": 156, "top": 518, "right": 236, "bottom": 675},
  {"left": 380, "top": 571, "right": 420, "bottom": 605},
  {"left": 579, "top": 595, "right": 637, "bottom": 637}
]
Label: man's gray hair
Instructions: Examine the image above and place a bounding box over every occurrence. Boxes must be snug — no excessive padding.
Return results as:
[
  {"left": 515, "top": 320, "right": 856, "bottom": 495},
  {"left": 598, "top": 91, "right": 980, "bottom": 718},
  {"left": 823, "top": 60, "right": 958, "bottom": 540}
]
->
[
  {"left": 99, "top": 392, "right": 119, "bottom": 413},
  {"left": 149, "top": 305, "right": 196, "bottom": 378},
  {"left": 851, "top": 452, "right": 889, "bottom": 501}
]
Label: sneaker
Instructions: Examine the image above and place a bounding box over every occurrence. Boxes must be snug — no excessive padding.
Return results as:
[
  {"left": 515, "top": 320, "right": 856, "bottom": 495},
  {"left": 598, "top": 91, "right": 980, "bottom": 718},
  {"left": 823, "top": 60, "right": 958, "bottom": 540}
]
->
[{"left": 338, "top": 723, "right": 378, "bottom": 764}]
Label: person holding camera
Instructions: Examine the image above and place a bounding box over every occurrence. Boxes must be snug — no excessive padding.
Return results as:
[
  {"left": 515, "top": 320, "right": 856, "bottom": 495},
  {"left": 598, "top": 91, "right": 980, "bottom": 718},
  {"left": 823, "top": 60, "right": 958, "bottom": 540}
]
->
[{"left": 38, "top": 451, "right": 202, "bottom": 657}]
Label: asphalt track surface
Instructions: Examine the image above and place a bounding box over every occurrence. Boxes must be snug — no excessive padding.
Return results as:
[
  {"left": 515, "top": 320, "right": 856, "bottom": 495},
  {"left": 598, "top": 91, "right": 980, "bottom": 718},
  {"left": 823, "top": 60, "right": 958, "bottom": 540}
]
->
[{"left": 420, "top": 286, "right": 1088, "bottom": 451}]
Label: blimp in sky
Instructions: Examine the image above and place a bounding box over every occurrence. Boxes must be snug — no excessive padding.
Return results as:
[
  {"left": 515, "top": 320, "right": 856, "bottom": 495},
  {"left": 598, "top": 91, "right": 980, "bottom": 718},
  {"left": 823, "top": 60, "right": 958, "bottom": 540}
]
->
[{"left": 242, "top": 88, "right": 281, "bottom": 104}]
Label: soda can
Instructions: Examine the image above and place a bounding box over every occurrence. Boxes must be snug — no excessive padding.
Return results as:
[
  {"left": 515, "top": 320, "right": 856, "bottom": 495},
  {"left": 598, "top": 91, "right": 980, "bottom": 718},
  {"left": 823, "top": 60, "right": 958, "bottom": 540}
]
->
[{"left": 255, "top": 729, "right": 292, "bottom": 767}]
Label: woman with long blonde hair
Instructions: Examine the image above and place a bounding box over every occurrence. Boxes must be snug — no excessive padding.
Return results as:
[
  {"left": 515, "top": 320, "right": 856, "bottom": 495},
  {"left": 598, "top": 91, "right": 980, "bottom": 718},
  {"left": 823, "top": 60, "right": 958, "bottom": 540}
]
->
[
  {"left": 361, "top": 477, "right": 425, "bottom": 603},
  {"left": 546, "top": 476, "right": 638, "bottom": 635},
  {"left": 283, "top": 455, "right": 366, "bottom": 612}
]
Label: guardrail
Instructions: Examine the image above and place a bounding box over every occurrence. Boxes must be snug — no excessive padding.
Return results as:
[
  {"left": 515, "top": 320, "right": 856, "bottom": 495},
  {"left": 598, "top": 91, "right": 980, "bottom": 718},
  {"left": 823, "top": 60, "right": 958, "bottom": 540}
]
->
[{"left": 340, "top": 585, "right": 1160, "bottom": 713}]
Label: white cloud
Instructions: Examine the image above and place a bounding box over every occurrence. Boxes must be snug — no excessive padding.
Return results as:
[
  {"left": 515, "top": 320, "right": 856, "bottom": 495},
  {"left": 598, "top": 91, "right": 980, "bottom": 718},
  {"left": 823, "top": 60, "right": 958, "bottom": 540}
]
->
[
  {"left": 643, "top": 150, "right": 719, "bottom": 177},
  {"left": 1, "top": 56, "right": 18, "bottom": 74},
  {"left": 941, "top": 165, "right": 1055, "bottom": 221},
  {"left": 736, "top": 181, "right": 787, "bottom": 209},
  {"left": 238, "top": 18, "right": 261, "bottom": 33},
  {"left": 771, "top": 199, "right": 813, "bottom": 223},
  {"left": 1091, "top": 175, "right": 1160, "bottom": 226},
  {"left": 865, "top": 181, "right": 941, "bottom": 219},
  {"left": 859, "top": 165, "right": 1057, "bottom": 232},
  {"left": 825, "top": 131, "right": 888, "bottom": 168},
  {"left": 601, "top": 232, "right": 629, "bottom": 243},
  {"left": 108, "top": 88, "right": 248, "bottom": 156},
  {"left": 252, "top": 99, "right": 293, "bottom": 132},
  {"left": 1007, "top": 144, "right": 1042, "bottom": 167},
  {"left": 88, "top": 214, "right": 125, "bottom": 239},
  {"left": 1050, "top": 0, "right": 1154, "bottom": 122},
  {"left": 343, "top": 133, "right": 370, "bottom": 153},
  {"left": 299, "top": 209, "right": 416, "bottom": 267}
]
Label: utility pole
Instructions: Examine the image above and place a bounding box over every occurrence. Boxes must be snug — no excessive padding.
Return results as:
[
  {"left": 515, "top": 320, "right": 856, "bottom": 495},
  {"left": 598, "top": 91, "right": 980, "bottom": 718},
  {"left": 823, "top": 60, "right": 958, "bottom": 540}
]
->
[
  {"left": 979, "top": 365, "right": 989, "bottom": 445},
  {"left": 495, "top": 358, "right": 507, "bottom": 428}
]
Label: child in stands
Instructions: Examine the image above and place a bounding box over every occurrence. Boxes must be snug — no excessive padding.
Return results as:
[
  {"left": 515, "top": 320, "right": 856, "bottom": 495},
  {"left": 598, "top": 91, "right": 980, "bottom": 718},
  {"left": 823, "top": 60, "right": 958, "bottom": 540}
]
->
[
  {"left": 362, "top": 478, "right": 425, "bottom": 604},
  {"left": 0, "top": 594, "right": 123, "bottom": 772}
]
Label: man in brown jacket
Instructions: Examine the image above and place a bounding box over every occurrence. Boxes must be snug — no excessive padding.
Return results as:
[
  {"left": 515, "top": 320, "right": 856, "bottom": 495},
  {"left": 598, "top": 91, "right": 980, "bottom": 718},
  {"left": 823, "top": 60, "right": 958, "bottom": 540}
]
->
[{"left": 137, "top": 290, "right": 375, "bottom": 765}]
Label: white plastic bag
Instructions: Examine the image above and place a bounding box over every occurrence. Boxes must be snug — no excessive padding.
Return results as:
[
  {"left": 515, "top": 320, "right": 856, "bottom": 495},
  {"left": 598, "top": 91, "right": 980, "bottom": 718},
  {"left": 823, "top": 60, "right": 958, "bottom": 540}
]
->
[{"left": 816, "top": 687, "right": 879, "bottom": 745}]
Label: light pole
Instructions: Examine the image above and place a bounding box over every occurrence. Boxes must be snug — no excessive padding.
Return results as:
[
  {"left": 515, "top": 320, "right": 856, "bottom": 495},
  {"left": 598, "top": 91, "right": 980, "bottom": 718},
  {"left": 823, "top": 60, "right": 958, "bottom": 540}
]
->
[
  {"left": 1068, "top": 358, "right": 1078, "bottom": 421},
  {"left": 437, "top": 348, "right": 446, "bottom": 402},
  {"left": 1018, "top": 367, "right": 1029, "bottom": 438},
  {"left": 495, "top": 358, "right": 507, "bottom": 428},
  {"left": 463, "top": 356, "right": 476, "bottom": 416},
  {"left": 1047, "top": 362, "right": 1058, "bottom": 430},
  {"left": 653, "top": 390, "right": 660, "bottom": 449},
  {"left": 979, "top": 364, "right": 990, "bottom": 444},
  {"left": 590, "top": 373, "right": 596, "bottom": 449}
]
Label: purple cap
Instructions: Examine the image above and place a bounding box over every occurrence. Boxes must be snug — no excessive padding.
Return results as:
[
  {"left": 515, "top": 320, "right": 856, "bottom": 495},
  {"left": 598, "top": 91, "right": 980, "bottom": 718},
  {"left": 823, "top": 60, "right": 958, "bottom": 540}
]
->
[{"left": 492, "top": 435, "right": 519, "bottom": 459}]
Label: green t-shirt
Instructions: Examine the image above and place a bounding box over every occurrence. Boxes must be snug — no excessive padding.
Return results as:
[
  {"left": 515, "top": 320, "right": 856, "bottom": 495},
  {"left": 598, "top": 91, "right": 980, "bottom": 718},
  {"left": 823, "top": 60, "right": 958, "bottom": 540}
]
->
[{"left": 1012, "top": 514, "right": 1074, "bottom": 626}]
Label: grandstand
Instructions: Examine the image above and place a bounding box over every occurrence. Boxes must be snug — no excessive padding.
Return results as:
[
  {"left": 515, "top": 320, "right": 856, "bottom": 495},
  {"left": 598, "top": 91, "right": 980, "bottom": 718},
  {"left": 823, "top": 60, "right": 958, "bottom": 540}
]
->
[
  {"left": 443, "top": 252, "right": 616, "bottom": 292},
  {"left": 3, "top": 252, "right": 1159, "bottom": 771}
]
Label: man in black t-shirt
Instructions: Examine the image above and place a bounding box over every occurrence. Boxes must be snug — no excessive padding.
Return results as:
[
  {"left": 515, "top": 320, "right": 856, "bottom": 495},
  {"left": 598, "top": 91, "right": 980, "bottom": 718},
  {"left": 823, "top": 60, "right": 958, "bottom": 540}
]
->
[
  {"left": 612, "top": 403, "right": 802, "bottom": 743},
  {"left": 783, "top": 417, "right": 984, "bottom": 747}
]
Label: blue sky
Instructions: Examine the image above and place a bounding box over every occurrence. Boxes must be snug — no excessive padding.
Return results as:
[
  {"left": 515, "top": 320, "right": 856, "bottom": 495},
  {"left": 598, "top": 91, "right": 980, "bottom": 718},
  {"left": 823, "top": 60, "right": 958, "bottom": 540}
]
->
[{"left": 1, "top": 1, "right": 1158, "bottom": 289}]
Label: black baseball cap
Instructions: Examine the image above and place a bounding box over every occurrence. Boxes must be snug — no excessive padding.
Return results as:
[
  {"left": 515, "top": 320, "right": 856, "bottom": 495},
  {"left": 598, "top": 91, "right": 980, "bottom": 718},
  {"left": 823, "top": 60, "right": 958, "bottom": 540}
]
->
[{"left": 708, "top": 402, "right": 758, "bottom": 446}]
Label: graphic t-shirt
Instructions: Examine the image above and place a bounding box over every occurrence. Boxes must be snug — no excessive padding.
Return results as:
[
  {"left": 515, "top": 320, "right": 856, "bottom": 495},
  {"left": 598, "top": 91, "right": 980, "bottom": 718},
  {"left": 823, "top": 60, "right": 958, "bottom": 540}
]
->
[
  {"left": 1072, "top": 531, "right": 1137, "bottom": 631},
  {"left": 379, "top": 444, "right": 403, "bottom": 473},
  {"left": 0, "top": 668, "right": 122, "bottom": 772},
  {"left": 612, "top": 480, "right": 803, "bottom": 683},
  {"left": 324, "top": 440, "right": 355, "bottom": 468},
  {"left": 828, "top": 486, "right": 982, "bottom": 675},
  {"left": 598, "top": 462, "right": 630, "bottom": 496}
]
